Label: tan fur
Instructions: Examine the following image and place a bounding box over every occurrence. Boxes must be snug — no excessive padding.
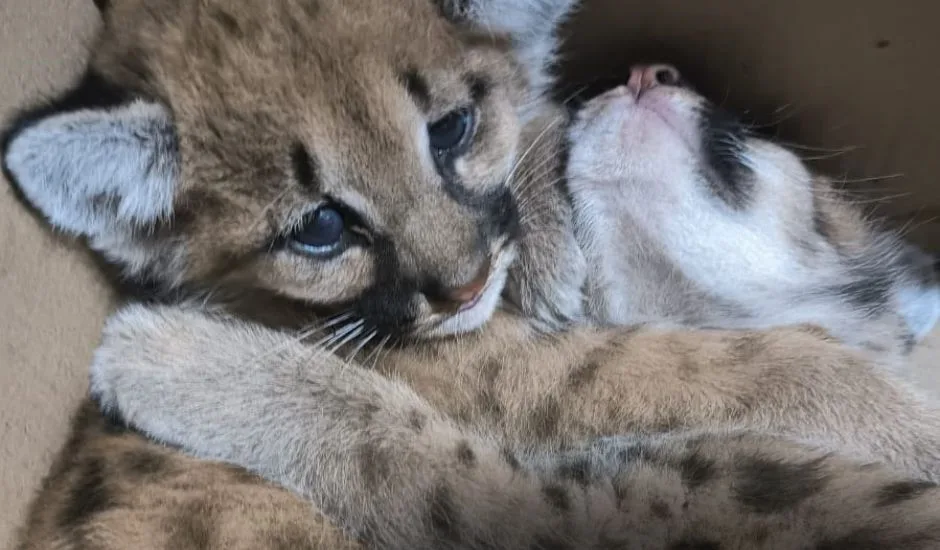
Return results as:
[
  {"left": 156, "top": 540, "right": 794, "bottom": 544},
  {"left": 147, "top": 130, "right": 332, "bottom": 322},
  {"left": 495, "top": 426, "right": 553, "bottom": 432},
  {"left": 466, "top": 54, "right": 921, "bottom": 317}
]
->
[
  {"left": 4, "top": 0, "right": 940, "bottom": 548},
  {"left": 80, "top": 305, "right": 940, "bottom": 548}
]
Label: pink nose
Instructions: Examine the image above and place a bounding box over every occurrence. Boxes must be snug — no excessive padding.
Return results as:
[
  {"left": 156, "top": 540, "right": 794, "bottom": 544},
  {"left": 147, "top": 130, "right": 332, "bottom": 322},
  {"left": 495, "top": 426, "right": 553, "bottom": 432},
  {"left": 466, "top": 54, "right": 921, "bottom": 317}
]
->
[{"left": 626, "top": 64, "right": 682, "bottom": 95}]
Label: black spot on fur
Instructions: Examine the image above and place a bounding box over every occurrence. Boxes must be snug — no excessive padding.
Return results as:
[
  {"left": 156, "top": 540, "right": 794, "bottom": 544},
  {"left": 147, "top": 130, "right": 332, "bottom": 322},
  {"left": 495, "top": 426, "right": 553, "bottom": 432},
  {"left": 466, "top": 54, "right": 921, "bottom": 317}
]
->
[
  {"left": 58, "top": 457, "right": 113, "bottom": 530},
  {"left": 698, "top": 104, "right": 753, "bottom": 210},
  {"left": 93, "top": 0, "right": 110, "bottom": 11},
  {"left": 409, "top": 409, "right": 428, "bottom": 432},
  {"left": 290, "top": 142, "right": 319, "bottom": 191},
  {"left": 428, "top": 484, "right": 461, "bottom": 542},
  {"left": 876, "top": 480, "right": 938, "bottom": 507},
  {"left": 650, "top": 499, "right": 673, "bottom": 519},
  {"left": 402, "top": 69, "right": 431, "bottom": 111},
  {"left": 678, "top": 452, "right": 717, "bottom": 490},
  {"left": 529, "top": 397, "right": 562, "bottom": 440},
  {"left": 122, "top": 449, "right": 168, "bottom": 477},
  {"left": 357, "top": 441, "right": 392, "bottom": 490},
  {"left": 670, "top": 539, "right": 722, "bottom": 550},
  {"left": 358, "top": 402, "right": 381, "bottom": 425},
  {"left": 455, "top": 440, "right": 477, "bottom": 467},
  {"left": 556, "top": 457, "right": 591, "bottom": 486},
  {"left": 733, "top": 455, "right": 829, "bottom": 514},
  {"left": 875, "top": 39, "right": 892, "bottom": 49},
  {"left": 542, "top": 483, "right": 571, "bottom": 512},
  {"left": 501, "top": 446, "right": 523, "bottom": 471},
  {"left": 165, "top": 502, "right": 215, "bottom": 549},
  {"left": 568, "top": 361, "right": 601, "bottom": 389}
]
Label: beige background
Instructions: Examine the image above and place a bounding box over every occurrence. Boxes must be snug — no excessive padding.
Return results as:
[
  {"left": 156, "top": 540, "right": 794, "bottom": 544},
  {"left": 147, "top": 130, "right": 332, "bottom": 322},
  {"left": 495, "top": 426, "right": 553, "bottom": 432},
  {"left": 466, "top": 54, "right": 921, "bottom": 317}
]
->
[{"left": 0, "top": 0, "right": 938, "bottom": 547}]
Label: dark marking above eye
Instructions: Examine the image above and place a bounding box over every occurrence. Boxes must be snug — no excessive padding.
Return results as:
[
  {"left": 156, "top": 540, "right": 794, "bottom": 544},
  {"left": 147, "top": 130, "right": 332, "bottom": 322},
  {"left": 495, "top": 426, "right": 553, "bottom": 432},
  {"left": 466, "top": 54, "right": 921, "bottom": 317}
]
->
[
  {"left": 290, "top": 142, "right": 319, "bottom": 191},
  {"left": 401, "top": 69, "right": 431, "bottom": 111},
  {"left": 466, "top": 74, "right": 489, "bottom": 103}
]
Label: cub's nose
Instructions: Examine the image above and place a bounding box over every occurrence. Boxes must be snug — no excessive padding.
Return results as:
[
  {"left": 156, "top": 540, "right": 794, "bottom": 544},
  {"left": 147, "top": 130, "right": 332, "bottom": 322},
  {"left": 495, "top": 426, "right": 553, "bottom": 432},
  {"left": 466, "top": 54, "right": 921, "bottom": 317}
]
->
[
  {"left": 627, "top": 64, "right": 682, "bottom": 95},
  {"left": 425, "top": 257, "right": 492, "bottom": 314}
]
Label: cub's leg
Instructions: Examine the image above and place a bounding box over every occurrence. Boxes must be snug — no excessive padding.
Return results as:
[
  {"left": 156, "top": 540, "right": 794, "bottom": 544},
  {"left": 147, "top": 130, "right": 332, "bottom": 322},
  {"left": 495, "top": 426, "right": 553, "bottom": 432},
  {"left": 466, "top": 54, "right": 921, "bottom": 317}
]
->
[
  {"left": 90, "top": 305, "right": 940, "bottom": 549},
  {"left": 14, "top": 401, "right": 360, "bottom": 550},
  {"left": 386, "top": 314, "right": 940, "bottom": 481}
]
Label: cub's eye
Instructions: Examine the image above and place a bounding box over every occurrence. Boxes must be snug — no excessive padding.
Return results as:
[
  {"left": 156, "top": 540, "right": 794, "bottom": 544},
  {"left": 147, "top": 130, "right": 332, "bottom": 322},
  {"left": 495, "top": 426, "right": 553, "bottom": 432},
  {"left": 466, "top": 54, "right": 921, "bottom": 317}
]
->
[
  {"left": 290, "top": 206, "right": 345, "bottom": 255},
  {"left": 428, "top": 108, "right": 474, "bottom": 154}
]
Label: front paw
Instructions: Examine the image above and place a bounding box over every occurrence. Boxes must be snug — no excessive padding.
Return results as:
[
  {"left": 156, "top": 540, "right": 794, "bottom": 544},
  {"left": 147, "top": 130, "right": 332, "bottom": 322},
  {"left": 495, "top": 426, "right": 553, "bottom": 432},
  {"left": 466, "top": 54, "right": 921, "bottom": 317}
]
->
[
  {"left": 88, "top": 304, "right": 168, "bottom": 424},
  {"left": 87, "top": 303, "right": 216, "bottom": 438}
]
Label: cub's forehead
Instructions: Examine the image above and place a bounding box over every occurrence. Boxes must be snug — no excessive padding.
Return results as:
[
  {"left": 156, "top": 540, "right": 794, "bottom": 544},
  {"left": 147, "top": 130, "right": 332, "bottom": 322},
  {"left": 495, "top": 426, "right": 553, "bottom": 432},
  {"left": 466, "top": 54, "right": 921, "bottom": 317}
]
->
[{"left": 92, "top": 0, "right": 507, "bottom": 96}]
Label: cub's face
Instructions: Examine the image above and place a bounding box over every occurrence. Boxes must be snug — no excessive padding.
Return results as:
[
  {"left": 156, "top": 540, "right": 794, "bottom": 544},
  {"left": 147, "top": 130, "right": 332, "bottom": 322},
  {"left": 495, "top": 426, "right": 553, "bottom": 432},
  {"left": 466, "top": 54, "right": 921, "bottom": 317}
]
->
[
  {"left": 567, "top": 65, "right": 939, "bottom": 347},
  {"left": 2, "top": 0, "right": 578, "bottom": 337}
]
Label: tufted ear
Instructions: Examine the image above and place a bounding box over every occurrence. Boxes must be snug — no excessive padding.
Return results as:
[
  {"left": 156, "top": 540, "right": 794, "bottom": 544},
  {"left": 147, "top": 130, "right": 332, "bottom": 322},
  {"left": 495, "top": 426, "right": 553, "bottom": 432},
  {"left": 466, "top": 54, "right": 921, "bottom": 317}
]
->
[
  {"left": 2, "top": 78, "right": 179, "bottom": 242},
  {"left": 439, "top": 0, "right": 581, "bottom": 94}
]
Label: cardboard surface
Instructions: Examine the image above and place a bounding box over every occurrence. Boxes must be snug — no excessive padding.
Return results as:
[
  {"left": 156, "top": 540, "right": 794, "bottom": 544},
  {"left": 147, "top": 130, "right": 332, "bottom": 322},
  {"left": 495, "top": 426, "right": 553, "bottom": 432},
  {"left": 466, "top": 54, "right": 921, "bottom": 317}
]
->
[{"left": 0, "top": 0, "right": 937, "bottom": 546}]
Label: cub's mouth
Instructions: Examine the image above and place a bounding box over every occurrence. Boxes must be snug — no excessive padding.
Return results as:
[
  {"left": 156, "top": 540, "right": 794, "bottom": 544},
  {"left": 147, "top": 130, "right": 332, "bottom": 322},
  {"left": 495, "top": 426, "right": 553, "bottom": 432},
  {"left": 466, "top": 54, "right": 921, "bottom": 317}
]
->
[{"left": 421, "top": 239, "right": 517, "bottom": 338}]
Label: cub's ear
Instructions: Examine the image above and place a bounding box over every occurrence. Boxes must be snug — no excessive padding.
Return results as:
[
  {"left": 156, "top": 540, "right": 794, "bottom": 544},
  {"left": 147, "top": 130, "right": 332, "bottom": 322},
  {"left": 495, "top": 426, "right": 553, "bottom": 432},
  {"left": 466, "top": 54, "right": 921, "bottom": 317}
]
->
[
  {"left": 2, "top": 83, "right": 179, "bottom": 242},
  {"left": 439, "top": 0, "right": 581, "bottom": 93}
]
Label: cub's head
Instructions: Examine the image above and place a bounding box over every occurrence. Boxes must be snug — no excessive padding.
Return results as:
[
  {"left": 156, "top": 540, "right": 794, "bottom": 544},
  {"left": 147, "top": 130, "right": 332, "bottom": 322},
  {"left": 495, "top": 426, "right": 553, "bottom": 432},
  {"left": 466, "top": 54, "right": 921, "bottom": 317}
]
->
[
  {"left": 2, "top": 0, "right": 578, "bottom": 338},
  {"left": 568, "top": 64, "right": 939, "bottom": 350}
]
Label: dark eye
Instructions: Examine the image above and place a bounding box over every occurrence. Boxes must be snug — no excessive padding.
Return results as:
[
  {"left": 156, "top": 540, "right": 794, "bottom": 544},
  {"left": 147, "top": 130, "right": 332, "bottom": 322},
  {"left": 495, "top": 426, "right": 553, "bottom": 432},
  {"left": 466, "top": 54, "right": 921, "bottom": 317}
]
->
[
  {"left": 291, "top": 206, "right": 345, "bottom": 255},
  {"left": 428, "top": 108, "right": 473, "bottom": 154}
]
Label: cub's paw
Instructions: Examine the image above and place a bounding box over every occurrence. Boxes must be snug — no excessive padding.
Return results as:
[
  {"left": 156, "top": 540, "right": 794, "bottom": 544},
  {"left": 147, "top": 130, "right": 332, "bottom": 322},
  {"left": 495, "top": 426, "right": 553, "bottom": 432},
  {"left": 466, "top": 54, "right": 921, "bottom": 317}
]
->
[{"left": 88, "top": 304, "right": 218, "bottom": 437}]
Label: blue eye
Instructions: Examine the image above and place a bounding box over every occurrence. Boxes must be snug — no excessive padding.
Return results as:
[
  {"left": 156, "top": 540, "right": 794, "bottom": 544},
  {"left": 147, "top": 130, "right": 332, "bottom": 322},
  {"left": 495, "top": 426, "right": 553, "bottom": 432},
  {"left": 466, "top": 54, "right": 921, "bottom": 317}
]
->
[
  {"left": 291, "top": 206, "right": 345, "bottom": 255},
  {"left": 428, "top": 108, "right": 473, "bottom": 154}
]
